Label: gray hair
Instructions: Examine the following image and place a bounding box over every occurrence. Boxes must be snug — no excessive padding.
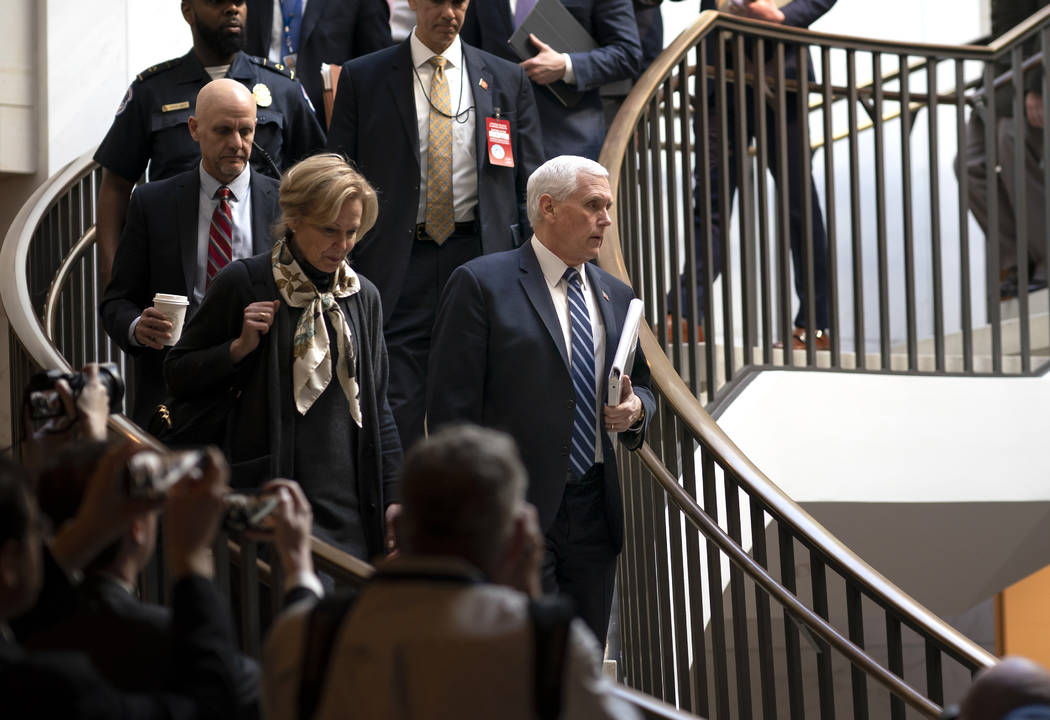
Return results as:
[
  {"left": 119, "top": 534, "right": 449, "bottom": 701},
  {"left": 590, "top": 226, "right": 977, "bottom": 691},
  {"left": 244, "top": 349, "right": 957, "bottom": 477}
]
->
[
  {"left": 526, "top": 155, "right": 609, "bottom": 226},
  {"left": 398, "top": 424, "right": 528, "bottom": 575}
]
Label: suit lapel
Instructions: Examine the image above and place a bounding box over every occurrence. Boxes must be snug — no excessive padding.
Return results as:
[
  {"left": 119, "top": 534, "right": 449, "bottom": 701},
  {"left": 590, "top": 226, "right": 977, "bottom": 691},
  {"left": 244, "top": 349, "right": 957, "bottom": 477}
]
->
[
  {"left": 299, "top": 0, "right": 324, "bottom": 49},
  {"left": 587, "top": 264, "right": 620, "bottom": 377},
  {"left": 248, "top": 170, "right": 276, "bottom": 254},
  {"left": 176, "top": 171, "right": 200, "bottom": 302},
  {"left": 464, "top": 44, "right": 494, "bottom": 168},
  {"left": 519, "top": 244, "right": 570, "bottom": 369},
  {"left": 389, "top": 40, "right": 421, "bottom": 162}
]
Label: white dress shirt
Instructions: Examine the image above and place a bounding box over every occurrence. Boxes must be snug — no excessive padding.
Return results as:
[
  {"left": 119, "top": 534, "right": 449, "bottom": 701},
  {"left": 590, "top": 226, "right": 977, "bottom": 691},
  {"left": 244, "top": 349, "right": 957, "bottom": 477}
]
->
[
  {"left": 195, "top": 164, "right": 254, "bottom": 305},
  {"left": 409, "top": 31, "right": 479, "bottom": 224},
  {"left": 532, "top": 236, "right": 605, "bottom": 463}
]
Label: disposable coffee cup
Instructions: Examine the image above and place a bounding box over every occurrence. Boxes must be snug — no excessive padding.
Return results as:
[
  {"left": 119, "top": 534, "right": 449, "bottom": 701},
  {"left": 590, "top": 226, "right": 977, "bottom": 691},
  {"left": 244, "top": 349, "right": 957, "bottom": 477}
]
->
[{"left": 153, "top": 293, "right": 189, "bottom": 346}]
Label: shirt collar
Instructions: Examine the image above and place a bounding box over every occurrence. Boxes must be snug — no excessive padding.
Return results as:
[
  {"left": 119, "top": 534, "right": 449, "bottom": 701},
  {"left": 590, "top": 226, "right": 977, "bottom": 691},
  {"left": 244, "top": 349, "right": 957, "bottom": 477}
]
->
[
  {"left": 531, "top": 236, "right": 588, "bottom": 291},
  {"left": 199, "top": 162, "right": 251, "bottom": 202},
  {"left": 409, "top": 29, "right": 463, "bottom": 71}
]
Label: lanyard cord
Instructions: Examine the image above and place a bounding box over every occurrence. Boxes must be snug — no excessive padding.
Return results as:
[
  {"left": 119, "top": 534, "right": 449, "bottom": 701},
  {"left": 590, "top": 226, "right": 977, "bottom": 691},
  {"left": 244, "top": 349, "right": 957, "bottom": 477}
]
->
[{"left": 412, "top": 45, "right": 475, "bottom": 123}]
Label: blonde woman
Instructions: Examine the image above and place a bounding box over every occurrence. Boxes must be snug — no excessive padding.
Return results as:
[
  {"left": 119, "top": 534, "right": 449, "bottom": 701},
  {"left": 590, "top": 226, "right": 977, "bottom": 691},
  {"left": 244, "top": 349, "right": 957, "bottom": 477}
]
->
[{"left": 166, "top": 154, "right": 402, "bottom": 561}]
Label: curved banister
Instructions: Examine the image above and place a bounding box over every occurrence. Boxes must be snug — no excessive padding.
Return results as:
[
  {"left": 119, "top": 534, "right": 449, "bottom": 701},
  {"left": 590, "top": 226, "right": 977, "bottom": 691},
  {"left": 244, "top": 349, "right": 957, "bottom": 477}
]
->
[{"left": 597, "top": 7, "right": 1008, "bottom": 715}]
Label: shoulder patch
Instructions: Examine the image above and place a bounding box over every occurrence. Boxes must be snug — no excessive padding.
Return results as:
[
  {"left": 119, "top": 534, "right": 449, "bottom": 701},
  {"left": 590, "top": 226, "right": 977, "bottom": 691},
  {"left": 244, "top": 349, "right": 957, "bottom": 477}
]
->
[
  {"left": 248, "top": 55, "right": 294, "bottom": 80},
  {"left": 134, "top": 56, "right": 182, "bottom": 83},
  {"left": 115, "top": 85, "right": 133, "bottom": 116}
]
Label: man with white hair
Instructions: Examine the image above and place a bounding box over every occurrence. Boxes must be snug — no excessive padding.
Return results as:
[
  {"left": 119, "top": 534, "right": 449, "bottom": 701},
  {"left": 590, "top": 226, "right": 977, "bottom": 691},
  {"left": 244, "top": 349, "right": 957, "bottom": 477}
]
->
[{"left": 427, "top": 155, "right": 655, "bottom": 648}]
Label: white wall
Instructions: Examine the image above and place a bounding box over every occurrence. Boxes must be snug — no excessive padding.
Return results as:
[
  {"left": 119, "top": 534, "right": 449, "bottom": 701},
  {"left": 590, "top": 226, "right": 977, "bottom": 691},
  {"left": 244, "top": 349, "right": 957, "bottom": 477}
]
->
[{"left": 44, "top": 0, "right": 188, "bottom": 175}]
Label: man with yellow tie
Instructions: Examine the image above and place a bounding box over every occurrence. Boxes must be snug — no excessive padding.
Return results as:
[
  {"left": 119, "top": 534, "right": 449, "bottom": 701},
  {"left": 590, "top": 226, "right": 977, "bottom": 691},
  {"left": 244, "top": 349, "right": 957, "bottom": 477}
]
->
[{"left": 327, "top": 0, "right": 544, "bottom": 451}]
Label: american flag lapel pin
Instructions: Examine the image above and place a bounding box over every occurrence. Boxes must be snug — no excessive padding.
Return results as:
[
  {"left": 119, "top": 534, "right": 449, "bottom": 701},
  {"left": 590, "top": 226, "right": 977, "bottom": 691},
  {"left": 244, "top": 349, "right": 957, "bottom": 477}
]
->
[
  {"left": 479, "top": 78, "right": 488, "bottom": 90},
  {"left": 601, "top": 289, "right": 610, "bottom": 302}
]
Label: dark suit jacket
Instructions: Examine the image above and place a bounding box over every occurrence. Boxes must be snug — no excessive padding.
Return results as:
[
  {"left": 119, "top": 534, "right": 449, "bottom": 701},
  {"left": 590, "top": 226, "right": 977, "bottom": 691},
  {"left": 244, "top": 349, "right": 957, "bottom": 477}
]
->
[
  {"left": 326, "top": 39, "right": 544, "bottom": 321},
  {"left": 462, "top": 0, "right": 642, "bottom": 160},
  {"left": 244, "top": 0, "right": 392, "bottom": 116},
  {"left": 426, "top": 242, "right": 655, "bottom": 551},
  {"left": 164, "top": 253, "right": 403, "bottom": 557},
  {"left": 99, "top": 167, "right": 280, "bottom": 426},
  {"left": 3, "top": 551, "right": 237, "bottom": 720}
]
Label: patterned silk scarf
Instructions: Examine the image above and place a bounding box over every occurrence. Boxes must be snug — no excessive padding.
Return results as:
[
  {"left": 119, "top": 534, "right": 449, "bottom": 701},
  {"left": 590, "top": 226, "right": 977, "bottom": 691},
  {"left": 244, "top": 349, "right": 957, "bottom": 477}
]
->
[{"left": 271, "top": 239, "right": 362, "bottom": 424}]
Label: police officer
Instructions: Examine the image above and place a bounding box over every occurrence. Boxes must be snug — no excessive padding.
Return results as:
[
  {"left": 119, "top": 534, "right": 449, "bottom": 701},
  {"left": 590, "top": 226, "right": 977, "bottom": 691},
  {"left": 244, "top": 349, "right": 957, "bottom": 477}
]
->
[{"left": 94, "top": 0, "right": 325, "bottom": 279}]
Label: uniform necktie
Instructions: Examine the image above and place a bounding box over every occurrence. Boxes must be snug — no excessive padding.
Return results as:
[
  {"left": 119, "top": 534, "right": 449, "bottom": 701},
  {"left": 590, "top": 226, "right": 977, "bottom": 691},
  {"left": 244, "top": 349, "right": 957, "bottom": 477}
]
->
[
  {"left": 514, "top": 0, "right": 538, "bottom": 28},
  {"left": 208, "top": 186, "right": 233, "bottom": 285},
  {"left": 425, "top": 56, "right": 454, "bottom": 245},
  {"left": 564, "top": 268, "right": 597, "bottom": 479}
]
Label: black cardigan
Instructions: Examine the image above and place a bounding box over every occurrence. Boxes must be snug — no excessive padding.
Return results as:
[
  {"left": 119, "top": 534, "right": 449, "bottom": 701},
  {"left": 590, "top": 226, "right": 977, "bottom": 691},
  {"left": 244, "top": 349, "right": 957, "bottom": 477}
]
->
[{"left": 165, "top": 252, "right": 402, "bottom": 558}]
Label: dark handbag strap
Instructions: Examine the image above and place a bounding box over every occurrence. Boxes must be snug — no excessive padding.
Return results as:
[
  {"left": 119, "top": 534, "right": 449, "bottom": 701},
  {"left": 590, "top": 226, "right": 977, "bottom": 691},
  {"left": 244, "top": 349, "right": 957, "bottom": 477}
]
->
[
  {"left": 297, "top": 589, "right": 359, "bottom": 720},
  {"left": 530, "top": 595, "right": 574, "bottom": 720}
]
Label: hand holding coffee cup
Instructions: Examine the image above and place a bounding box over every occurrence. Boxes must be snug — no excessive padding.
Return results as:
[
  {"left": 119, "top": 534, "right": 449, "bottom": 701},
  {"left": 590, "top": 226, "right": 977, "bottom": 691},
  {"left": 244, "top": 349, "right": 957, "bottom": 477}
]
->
[
  {"left": 148, "top": 293, "right": 190, "bottom": 347},
  {"left": 135, "top": 307, "right": 174, "bottom": 350}
]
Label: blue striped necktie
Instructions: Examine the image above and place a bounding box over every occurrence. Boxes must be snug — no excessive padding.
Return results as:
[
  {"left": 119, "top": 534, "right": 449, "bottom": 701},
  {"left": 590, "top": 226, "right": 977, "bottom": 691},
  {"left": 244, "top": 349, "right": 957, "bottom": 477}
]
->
[{"left": 564, "top": 268, "right": 597, "bottom": 479}]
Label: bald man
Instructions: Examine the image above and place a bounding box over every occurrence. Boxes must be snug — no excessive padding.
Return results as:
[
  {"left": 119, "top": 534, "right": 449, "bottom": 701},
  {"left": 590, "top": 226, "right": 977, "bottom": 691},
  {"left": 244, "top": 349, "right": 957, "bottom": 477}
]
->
[{"left": 101, "top": 79, "right": 282, "bottom": 426}]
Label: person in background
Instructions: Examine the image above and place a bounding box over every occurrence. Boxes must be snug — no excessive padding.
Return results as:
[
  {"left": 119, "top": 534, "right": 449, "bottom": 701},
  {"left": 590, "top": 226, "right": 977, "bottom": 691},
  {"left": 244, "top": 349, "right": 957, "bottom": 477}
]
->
[
  {"left": 326, "top": 0, "right": 544, "bottom": 452},
  {"left": 957, "top": 0, "right": 1050, "bottom": 300},
  {"left": 462, "top": 0, "right": 642, "bottom": 160},
  {"left": 262, "top": 424, "right": 640, "bottom": 720},
  {"left": 243, "top": 0, "right": 392, "bottom": 120},
  {"left": 101, "top": 78, "right": 281, "bottom": 427},
  {"left": 165, "top": 154, "right": 402, "bottom": 562}
]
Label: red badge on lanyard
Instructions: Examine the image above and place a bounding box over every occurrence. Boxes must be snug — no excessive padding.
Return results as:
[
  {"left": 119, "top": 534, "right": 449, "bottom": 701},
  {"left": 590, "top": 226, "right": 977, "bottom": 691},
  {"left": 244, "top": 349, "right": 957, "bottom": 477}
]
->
[{"left": 486, "top": 116, "right": 514, "bottom": 167}]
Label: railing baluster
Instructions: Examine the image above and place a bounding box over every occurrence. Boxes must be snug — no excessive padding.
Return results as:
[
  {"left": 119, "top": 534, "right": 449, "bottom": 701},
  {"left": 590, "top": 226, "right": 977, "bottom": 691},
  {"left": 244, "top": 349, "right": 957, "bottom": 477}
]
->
[
  {"left": 811, "top": 551, "right": 836, "bottom": 719},
  {"left": 846, "top": 580, "right": 870, "bottom": 720},
  {"left": 955, "top": 59, "right": 973, "bottom": 373},
  {"left": 848, "top": 49, "right": 866, "bottom": 369},
  {"left": 775, "top": 42, "right": 794, "bottom": 367},
  {"left": 239, "top": 540, "right": 261, "bottom": 658},
  {"left": 1011, "top": 45, "right": 1031, "bottom": 373},
  {"left": 678, "top": 55, "right": 701, "bottom": 396},
  {"left": 779, "top": 527, "right": 805, "bottom": 720},
  {"left": 873, "top": 52, "right": 891, "bottom": 369},
  {"left": 698, "top": 37, "right": 718, "bottom": 405},
  {"left": 663, "top": 421, "right": 692, "bottom": 706},
  {"left": 756, "top": 38, "right": 774, "bottom": 365},
  {"left": 734, "top": 33, "right": 755, "bottom": 370},
  {"left": 925, "top": 638, "right": 944, "bottom": 707},
  {"left": 750, "top": 497, "right": 778, "bottom": 719},
  {"left": 798, "top": 43, "right": 818, "bottom": 363},
  {"left": 716, "top": 30, "right": 736, "bottom": 384},
  {"left": 984, "top": 62, "right": 1003, "bottom": 373},
  {"left": 886, "top": 613, "right": 906, "bottom": 720},
  {"left": 703, "top": 453, "right": 731, "bottom": 718},
  {"left": 927, "top": 56, "right": 945, "bottom": 373},
  {"left": 725, "top": 473, "right": 754, "bottom": 720},
  {"left": 822, "top": 46, "right": 840, "bottom": 368},
  {"left": 900, "top": 55, "right": 918, "bottom": 371},
  {"left": 682, "top": 430, "right": 710, "bottom": 716}
]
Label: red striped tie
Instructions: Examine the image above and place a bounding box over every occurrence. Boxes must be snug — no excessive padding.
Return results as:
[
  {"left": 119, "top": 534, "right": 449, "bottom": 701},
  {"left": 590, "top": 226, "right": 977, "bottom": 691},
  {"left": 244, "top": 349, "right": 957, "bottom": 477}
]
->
[{"left": 207, "top": 186, "right": 234, "bottom": 285}]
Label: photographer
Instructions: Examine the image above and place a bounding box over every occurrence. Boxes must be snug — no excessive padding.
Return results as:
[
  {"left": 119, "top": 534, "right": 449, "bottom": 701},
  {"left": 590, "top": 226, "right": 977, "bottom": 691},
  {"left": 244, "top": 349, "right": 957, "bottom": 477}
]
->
[{"left": 0, "top": 443, "right": 240, "bottom": 719}]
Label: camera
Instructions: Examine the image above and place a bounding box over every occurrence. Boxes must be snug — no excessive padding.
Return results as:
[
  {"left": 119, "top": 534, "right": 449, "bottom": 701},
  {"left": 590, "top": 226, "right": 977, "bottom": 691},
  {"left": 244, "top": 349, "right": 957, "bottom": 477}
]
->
[
  {"left": 223, "top": 492, "right": 281, "bottom": 534},
  {"left": 124, "top": 450, "right": 206, "bottom": 499},
  {"left": 26, "top": 362, "right": 125, "bottom": 420}
]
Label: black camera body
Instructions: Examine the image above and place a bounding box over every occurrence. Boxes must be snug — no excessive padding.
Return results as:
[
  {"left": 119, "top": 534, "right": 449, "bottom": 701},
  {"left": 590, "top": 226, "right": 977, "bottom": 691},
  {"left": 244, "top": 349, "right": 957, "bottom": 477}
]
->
[
  {"left": 224, "top": 492, "right": 281, "bottom": 534},
  {"left": 26, "top": 362, "right": 125, "bottom": 420}
]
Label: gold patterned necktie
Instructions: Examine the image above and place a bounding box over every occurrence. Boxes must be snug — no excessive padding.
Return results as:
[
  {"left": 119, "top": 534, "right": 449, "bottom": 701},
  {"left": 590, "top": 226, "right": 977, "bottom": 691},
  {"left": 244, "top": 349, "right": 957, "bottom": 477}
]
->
[{"left": 425, "top": 55, "right": 454, "bottom": 245}]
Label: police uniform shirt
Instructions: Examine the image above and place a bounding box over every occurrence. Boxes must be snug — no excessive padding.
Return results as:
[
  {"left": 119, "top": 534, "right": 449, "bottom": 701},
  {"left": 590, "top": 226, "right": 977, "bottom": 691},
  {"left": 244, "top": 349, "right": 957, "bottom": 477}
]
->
[{"left": 94, "top": 49, "right": 325, "bottom": 184}]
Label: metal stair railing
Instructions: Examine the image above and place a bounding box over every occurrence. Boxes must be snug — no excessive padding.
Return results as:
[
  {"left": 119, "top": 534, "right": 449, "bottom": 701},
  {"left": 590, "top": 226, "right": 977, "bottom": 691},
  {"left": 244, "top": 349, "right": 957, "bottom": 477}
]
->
[{"left": 595, "top": 9, "right": 1021, "bottom": 719}]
